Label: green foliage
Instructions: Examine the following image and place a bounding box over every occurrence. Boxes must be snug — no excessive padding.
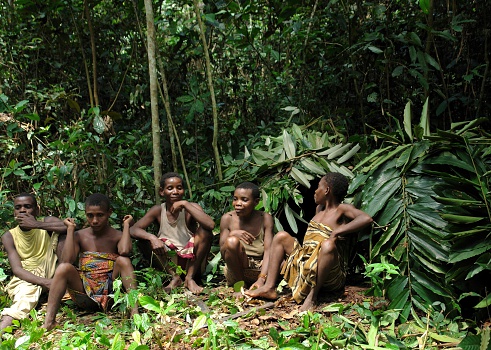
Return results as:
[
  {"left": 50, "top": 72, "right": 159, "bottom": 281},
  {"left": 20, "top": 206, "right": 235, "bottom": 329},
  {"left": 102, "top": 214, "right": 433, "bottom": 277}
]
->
[{"left": 352, "top": 111, "right": 491, "bottom": 320}]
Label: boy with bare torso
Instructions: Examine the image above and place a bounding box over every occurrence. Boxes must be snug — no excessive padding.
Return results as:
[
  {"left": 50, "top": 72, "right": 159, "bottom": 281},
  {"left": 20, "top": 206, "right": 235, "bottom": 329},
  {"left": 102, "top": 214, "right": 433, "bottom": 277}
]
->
[
  {"left": 220, "top": 182, "right": 274, "bottom": 291},
  {"left": 246, "top": 172, "right": 373, "bottom": 311},
  {"left": 43, "top": 193, "right": 137, "bottom": 330}
]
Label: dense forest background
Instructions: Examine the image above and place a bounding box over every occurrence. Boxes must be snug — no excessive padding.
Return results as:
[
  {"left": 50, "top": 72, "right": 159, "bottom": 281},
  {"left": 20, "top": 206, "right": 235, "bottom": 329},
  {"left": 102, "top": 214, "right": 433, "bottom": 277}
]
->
[{"left": 1, "top": 0, "right": 491, "bottom": 346}]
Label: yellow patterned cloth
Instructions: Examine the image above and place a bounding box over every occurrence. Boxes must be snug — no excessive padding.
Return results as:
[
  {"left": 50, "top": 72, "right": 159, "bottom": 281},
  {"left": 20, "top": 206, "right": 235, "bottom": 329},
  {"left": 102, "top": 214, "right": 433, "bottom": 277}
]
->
[
  {"left": 1, "top": 226, "right": 58, "bottom": 320},
  {"left": 281, "top": 221, "right": 348, "bottom": 303}
]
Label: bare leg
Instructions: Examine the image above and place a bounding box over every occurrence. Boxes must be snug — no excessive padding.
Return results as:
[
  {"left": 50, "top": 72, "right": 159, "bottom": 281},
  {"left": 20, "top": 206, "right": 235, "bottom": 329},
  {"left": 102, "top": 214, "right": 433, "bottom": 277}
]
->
[
  {"left": 112, "top": 256, "right": 139, "bottom": 316},
  {"left": 0, "top": 315, "right": 14, "bottom": 331},
  {"left": 245, "top": 231, "right": 295, "bottom": 299},
  {"left": 185, "top": 227, "right": 212, "bottom": 294},
  {"left": 299, "top": 238, "right": 339, "bottom": 312},
  {"left": 221, "top": 236, "right": 249, "bottom": 286},
  {"left": 43, "top": 263, "right": 85, "bottom": 331}
]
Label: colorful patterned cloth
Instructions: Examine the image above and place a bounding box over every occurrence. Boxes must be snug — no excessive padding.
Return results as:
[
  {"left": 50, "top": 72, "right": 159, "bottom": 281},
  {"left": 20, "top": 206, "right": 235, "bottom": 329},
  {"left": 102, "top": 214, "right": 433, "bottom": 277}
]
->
[
  {"left": 161, "top": 236, "right": 195, "bottom": 260},
  {"left": 70, "top": 251, "right": 118, "bottom": 311},
  {"left": 281, "top": 221, "right": 348, "bottom": 303}
]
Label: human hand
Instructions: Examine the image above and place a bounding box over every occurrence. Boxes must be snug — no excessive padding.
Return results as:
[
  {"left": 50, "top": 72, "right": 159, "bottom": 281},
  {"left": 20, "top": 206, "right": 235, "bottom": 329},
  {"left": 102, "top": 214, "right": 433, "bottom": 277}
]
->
[
  {"left": 41, "top": 278, "right": 52, "bottom": 292},
  {"left": 15, "top": 213, "right": 39, "bottom": 230},
  {"left": 169, "top": 200, "right": 187, "bottom": 214},
  {"left": 63, "top": 218, "right": 76, "bottom": 228},
  {"left": 150, "top": 236, "right": 166, "bottom": 255},
  {"left": 123, "top": 215, "right": 134, "bottom": 227},
  {"left": 230, "top": 230, "right": 255, "bottom": 245}
]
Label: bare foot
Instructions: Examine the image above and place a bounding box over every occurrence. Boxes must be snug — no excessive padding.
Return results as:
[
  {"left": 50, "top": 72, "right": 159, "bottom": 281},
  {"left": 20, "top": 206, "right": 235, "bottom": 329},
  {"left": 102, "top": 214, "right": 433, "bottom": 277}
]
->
[
  {"left": 42, "top": 320, "right": 58, "bottom": 332},
  {"left": 184, "top": 278, "right": 203, "bottom": 294},
  {"left": 163, "top": 276, "right": 183, "bottom": 293},
  {"left": 244, "top": 285, "right": 278, "bottom": 300},
  {"left": 299, "top": 290, "right": 316, "bottom": 312},
  {"left": 0, "top": 316, "right": 14, "bottom": 331}
]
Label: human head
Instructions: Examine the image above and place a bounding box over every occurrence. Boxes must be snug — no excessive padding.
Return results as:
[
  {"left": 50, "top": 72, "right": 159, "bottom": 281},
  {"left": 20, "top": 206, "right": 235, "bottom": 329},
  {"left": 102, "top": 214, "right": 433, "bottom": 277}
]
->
[
  {"left": 322, "top": 172, "right": 349, "bottom": 203},
  {"left": 233, "top": 182, "right": 260, "bottom": 216},
  {"left": 159, "top": 172, "right": 184, "bottom": 203},
  {"left": 14, "top": 193, "right": 39, "bottom": 227},
  {"left": 235, "top": 182, "right": 260, "bottom": 200},
  {"left": 160, "top": 172, "right": 183, "bottom": 188},
  {"left": 85, "top": 193, "right": 111, "bottom": 212}
]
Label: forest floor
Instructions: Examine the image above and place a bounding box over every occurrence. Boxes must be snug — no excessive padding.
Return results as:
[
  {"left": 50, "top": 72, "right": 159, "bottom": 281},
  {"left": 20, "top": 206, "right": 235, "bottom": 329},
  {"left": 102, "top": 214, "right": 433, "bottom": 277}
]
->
[{"left": 32, "top": 281, "right": 375, "bottom": 349}]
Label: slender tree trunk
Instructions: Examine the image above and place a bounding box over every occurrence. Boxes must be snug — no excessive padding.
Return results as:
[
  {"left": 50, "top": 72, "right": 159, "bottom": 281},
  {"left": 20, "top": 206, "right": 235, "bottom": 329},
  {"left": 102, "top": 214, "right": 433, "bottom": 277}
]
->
[
  {"left": 144, "top": 0, "right": 162, "bottom": 203},
  {"left": 192, "top": 0, "right": 223, "bottom": 181},
  {"left": 84, "top": 0, "right": 99, "bottom": 107}
]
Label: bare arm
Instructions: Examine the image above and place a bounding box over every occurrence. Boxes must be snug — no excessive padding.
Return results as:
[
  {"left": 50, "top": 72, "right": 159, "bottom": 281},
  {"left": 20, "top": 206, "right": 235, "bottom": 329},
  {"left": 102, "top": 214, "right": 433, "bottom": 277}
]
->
[
  {"left": 130, "top": 205, "right": 166, "bottom": 254},
  {"left": 219, "top": 212, "right": 255, "bottom": 246},
  {"left": 15, "top": 214, "right": 67, "bottom": 234},
  {"left": 219, "top": 213, "right": 232, "bottom": 248},
  {"left": 118, "top": 215, "right": 134, "bottom": 256},
  {"left": 60, "top": 218, "right": 80, "bottom": 264},
  {"left": 331, "top": 204, "right": 373, "bottom": 238},
  {"left": 172, "top": 201, "right": 215, "bottom": 232},
  {"left": 2, "top": 231, "right": 51, "bottom": 289}
]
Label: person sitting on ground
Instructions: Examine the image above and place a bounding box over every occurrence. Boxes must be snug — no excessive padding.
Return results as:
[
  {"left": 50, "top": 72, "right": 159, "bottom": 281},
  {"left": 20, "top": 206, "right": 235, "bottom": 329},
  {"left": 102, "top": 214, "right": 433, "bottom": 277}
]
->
[
  {"left": 0, "top": 193, "right": 67, "bottom": 331},
  {"left": 219, "top": 182, "right": 274, "bottom": 292},
  {"left": 42, "top": 193, "right": 138, "bottom": 331},
  {"left": 246, "top": 172, "right": 373, "bottom": 311},
  {"left": 130, "top": 172, "right": 215, "bottom": 294}
]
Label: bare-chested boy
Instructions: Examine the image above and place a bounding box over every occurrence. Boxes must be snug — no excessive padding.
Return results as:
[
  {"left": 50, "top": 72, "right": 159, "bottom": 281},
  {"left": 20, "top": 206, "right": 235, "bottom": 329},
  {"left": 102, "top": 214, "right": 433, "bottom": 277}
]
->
[
  {"left": 246, "top": 172, "right": 373, "bottom": 311},
  {"left": 130, "top": 172, "right": 215, "bottom": 294},
  {"left": 0, "top": 193, "right": 66, "bottom": 331},
  {"left": 220, "top": 182, "right": 274, "bottom": 291},
  {"left": 43, "top": 193, "right": 138, "bottom": 331}
]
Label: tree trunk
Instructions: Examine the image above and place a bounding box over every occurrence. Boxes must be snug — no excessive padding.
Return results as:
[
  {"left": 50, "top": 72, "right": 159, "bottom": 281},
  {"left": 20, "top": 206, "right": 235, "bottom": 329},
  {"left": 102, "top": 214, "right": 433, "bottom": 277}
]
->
[
  {"left": 192, "top": 0, "right": 223, "bottom": 181},
  {"left": 144, "top": 0, "right": 162, "bottom": 203}
]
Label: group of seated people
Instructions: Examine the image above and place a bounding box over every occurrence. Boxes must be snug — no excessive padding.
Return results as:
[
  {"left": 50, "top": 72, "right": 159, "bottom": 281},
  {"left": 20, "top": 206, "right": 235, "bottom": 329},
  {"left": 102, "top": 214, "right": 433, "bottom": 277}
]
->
[{"left": 0, "top": 171, "right": 373, "bottom": 332}]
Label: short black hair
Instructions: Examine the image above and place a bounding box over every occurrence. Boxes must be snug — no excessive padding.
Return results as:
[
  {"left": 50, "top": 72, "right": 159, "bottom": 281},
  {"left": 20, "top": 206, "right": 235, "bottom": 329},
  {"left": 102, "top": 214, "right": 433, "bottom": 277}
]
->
[
  {"left": 323, "top": 172, "right": 349, "bottom": 203},
  {"left": 85, "top": 193, "right": 111, "bottom": 211},
  {"left": 15, "top": 192, "right": 37, "bottom": 207},
  {"left": 160, "top": 172, "right": 183, "bottom": 188},
  {"left": 236, "top": 182, "right": 260, "bottom": 199}
]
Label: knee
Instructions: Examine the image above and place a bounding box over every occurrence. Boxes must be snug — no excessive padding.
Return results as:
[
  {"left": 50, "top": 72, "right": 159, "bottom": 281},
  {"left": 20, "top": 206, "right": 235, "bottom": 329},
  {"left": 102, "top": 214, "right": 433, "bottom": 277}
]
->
[
  {"left": 221, "top": 236, "right": 241, "bottom": 254},
  {"left": 55, "top": 262, "right": 77, "bottom": 276},
  {"left": 321, "top": 239, "right": 337, "bottom": 255},
  {"left": 275, "top": 231, "right": 292, "bottom": 243},
  {"left": 115, "top": 256, "right": 133, "bottom": 270},
  {"left": 196, "top": 226, "right": 213, "bottom": 243}
]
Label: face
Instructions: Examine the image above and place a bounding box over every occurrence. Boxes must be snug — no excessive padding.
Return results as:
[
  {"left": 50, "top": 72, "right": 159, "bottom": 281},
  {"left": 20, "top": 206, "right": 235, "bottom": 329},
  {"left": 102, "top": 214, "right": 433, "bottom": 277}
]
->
[
  {"left": 14, "top": 196, "right": 38, "bottom": 220},
  {"left": 159, "top": 177, "right": 184, "bottom": 203},
  {"left": 314, "top": 178, "right": 329, "bottom": 205},
  {"left": 85, "top": 205, "right": 111, "bottom": 233},
  {"left": 233, "top": 188, "right": 258, "bottom": 217}
]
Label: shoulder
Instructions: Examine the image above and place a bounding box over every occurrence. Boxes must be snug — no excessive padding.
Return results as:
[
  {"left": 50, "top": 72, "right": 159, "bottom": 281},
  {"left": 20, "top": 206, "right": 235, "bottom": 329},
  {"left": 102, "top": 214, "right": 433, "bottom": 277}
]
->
[
  {"left": 1, "top": 230, "right": 13, "bottom": 244},
  {"left": 43, "top": 215, "right": 62, "bottom": 223},
  {"left": 146, "top": 204, "right": 163, "bottom": 216}
]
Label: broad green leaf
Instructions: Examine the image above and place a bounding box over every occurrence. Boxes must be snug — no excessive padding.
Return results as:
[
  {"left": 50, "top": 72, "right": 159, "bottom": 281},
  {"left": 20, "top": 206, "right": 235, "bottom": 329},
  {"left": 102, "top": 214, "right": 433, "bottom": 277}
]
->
[
  {"left": 408, "top": 230, "right": 449, "bottom": 262},
  {"left": 191, "top": 314, "right": 207, "bottom": 335},
  {"left": 420, "top": 97, "right": 430, "bottom": 136},
  {"left": 327, "top": 143, "right": 353, "bottom": 159},
  {"left": 138, "top": 295, "right": 162, "bottom": 313},
  {"left": 427, "top": 154, "right": 475, "bottom": 173},
  {"left": 450, "top": 239, "right": 491, "bottom": 263},
  {"left": 411, "top": 270, "right": 451, "bottom": 297},
  {"left": 93, "top": 115, "right": 105, "bottom": 134},
  {"left": 441, "top": 214, "right": 485, "bottom": 224},
  {"left": 371, "top": 217, "right": 401, "bottom": 258},
  {"left": 111, "top": 333, "right": 125, "bottom": 350},
  {"left": 363, "top": 177, "right": 401, "bottom": 218},
  {"left": 300, "top": 158, "right": 325, "bottom": 175},
  {"left": 282, "top": 129, "right": 296, "bottom": 159},
  {"left": 290, "top": 166, "right": 313, "bottom": 188},
  {"left": 317, "top": 143, "right": 343, "bottom": 156},
  {"left": 403, "top": 101, "right": 413, "bottom": 141},
  {"left": 284, "top": 203, "right": 298, "bottom": 234},
  {"left": 433, "top": 196, "right": 482, "bottom": 206},
  {"left": 474, "top": 294, "right": 491, "bottom": 309},
  {"left": 336, "top": 143, "right": 360, "bottom": 164}
]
